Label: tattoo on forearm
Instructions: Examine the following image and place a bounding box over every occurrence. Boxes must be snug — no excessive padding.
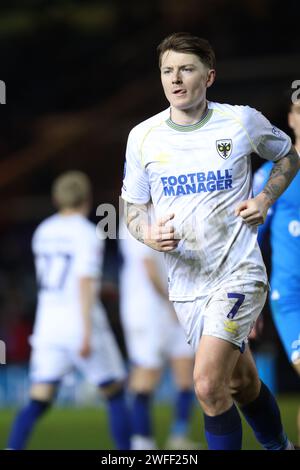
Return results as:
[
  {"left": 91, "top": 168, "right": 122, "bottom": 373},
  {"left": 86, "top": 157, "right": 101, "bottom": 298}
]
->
[
  {"left": 262, "top": 146, "right": 299, "bottom": 204},
  {"left": 124, "top": 202, "right": 149, "bottom": 242}
]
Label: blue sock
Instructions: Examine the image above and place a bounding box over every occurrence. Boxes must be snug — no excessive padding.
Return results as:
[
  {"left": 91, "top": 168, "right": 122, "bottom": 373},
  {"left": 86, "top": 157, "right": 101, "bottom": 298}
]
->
[
  {"left": 204, "top": 403, "right": 242, "bottom": 450},
  {"left": 171, "top": 389, "right": 194, "bottom": 436},
  {"left": 131, "top": 392, "right": 152, "bottom": 437},
  {"left": 240, "top": 381, "right": 288, "bottom": 450},
  {"left": 7, "top": 399, "right": 50, "bottom": 449},
  {"left": 106, "top": 389, "right": 131, "bottom": 450}
]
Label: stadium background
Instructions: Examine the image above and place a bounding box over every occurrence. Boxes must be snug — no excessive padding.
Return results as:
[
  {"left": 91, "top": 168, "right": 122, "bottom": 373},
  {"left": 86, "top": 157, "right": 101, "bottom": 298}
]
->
[{"left": 0, "top": 0, "right": 299, "bottom": 449}]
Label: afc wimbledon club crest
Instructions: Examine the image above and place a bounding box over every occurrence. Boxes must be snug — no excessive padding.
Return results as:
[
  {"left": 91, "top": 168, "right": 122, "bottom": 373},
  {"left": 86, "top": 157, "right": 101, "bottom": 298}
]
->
[{"left": 216, "top": 139, "right": 232, "bottom": 159}]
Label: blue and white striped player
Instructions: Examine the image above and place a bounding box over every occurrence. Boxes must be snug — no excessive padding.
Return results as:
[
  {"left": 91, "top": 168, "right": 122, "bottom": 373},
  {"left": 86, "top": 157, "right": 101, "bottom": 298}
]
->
[
  {"left": 121, "top": 32, "right": 299, "bottom": 450},
  {"left": 7, "top": 171, "right": 131, "bottom": 450},
  {"left": 119, "top": 221, "right": 197, "bottom": 450},
  {"left": 253, "top": 100, "right": 300, "bottom": 445}
]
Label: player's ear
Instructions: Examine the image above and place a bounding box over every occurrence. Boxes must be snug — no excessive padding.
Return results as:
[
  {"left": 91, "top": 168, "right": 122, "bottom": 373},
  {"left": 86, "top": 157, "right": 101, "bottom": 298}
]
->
[{"left": 206, "top": 69, "right": 216, "bottom": 88}]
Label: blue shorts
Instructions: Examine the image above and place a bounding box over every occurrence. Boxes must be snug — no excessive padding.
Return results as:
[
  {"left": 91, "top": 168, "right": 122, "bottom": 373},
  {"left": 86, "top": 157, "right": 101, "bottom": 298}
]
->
[{"left": 270, "top": 297, "right": 300, "bottom": 365}]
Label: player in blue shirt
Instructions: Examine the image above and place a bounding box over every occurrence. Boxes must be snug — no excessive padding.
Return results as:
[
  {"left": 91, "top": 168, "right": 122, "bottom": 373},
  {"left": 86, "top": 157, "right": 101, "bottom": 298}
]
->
[{"left": 253, "top": 100, "right": 300, "bottom": 445}]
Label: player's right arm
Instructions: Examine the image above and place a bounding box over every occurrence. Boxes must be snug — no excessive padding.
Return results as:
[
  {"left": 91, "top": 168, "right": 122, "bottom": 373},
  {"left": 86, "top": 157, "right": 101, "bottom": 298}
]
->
[
  {"left": 76, "top": 226, "right": 103, "bottom": 358},
  {"left": 124, "top": 201, "right": 179, "bottom": 252},
  {"left": 78, "top": 276, "right": 97, "bottom": 358},
  {"left": 122, "top": 127, "right": 179, "bottom": 251}
]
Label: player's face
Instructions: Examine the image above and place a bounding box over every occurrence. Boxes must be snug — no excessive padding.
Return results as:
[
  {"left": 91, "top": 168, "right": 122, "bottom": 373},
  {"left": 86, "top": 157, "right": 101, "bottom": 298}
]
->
[
  {"left": 160, "top": 50, "right": 215, "bottom": 112},
  {"left": 288, "top": 102, "right": 300, "bottom": 139}
]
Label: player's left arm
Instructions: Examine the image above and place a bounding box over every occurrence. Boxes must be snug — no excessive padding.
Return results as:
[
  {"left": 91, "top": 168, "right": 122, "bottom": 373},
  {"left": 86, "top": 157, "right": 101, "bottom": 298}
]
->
[
  {"left": 79, "top": 276, "right": 97, "bottom": 358},
  {"left": 252, "top": 163, "right": 273, "bottom": 244},
  {"left": 236, "top": 145, "right": 299, "bottom": 225}
]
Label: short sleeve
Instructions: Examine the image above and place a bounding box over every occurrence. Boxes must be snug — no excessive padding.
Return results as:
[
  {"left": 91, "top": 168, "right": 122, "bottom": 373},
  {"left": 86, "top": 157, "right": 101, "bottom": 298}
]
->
[
  {"left": 121, "top": 128, "right": 151, "bottom": 204},
  {"left": 243, "top": 106, "right": 292, "bottom": 161}
]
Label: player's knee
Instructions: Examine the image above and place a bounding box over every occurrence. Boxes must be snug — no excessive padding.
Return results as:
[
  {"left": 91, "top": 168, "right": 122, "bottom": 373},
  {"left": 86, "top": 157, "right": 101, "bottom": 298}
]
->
[
  {"left": 194, "top": 372, "right": 226, "bottom": 405},
  {"left": 230, "top": 370, "right": 260, "bottom": 404},
  {"left": 28, "top": 398, "right": 52, "bottom": 415},
  {"left": 129, "top": 367, "right": 160, "bottom": 393},
  {"left": 30, "top": 383, "right": 57, "bottom": 402},
  {"left": 99, "top": 380, "right": 125, "bottom": 398},
  {"left": 130, "top": 384, "right": 155, "bottom": 394},
  {"left": 173, "top": 368, "right": 194, "bottom": 389},
  {"left": 230, "top": 373, "right": 252, "bottom": 396},
  {"left": 175, "top": 377, "right": 194, "bottom": 390}
]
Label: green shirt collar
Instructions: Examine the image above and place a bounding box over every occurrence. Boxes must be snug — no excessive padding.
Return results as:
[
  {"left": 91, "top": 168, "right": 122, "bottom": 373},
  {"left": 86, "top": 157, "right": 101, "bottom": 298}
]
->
[{"left": 166, "top": 108, "right": 213, "bottom": 132}]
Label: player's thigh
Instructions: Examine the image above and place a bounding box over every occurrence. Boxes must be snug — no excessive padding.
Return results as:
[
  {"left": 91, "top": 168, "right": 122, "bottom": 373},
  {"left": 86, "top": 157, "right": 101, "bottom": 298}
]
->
[
  {"left": 271, "top": 299, "right": 300, "bottom": 375},
  {"left": 170, "top": 357, "right": 194, "bottom": 389},
  {"left": 230, "top": 345, "right": 260, "bottom": 404},
  {"left": 173, "top": 281, "right": 267, "bottom": 355},
  {"left": 194, "top": 282, "right": 266, "bottom": 385},
  {"left": 202, "top": 281, "right": 267, "bottom": 352},
  {"left": 129, "top": 366, "right": 162, "bottom": 393},
  {"left": 194, "top": 334, "right": 240, "bottom": 386}
]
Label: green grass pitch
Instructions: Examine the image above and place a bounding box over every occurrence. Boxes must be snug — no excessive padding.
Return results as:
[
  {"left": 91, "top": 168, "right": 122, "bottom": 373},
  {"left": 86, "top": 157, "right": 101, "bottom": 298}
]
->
[{"left": 0, "top": 395, "right": 298, "bottom": 450}]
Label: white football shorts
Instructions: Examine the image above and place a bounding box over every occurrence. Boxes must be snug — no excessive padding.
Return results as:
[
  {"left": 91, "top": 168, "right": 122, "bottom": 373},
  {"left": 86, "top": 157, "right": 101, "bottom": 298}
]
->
[
  {"left": 29, "top": 327, "right": 127, "bottom": 385},
  {"left": 173, "top": 280, "right": 268, "bottom": 352},
  {"left": 124, "top": 318, "right": 194, "bottom": 369}
]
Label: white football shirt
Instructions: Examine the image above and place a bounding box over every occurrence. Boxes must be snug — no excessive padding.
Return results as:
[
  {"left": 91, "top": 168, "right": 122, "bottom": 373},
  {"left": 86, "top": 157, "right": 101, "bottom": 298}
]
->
[
  {"left": 31, "top": 213, "right": 107, "bottom": 348},
  {"left": 121, "top": 101, "right": 291, "bottom": 301}
]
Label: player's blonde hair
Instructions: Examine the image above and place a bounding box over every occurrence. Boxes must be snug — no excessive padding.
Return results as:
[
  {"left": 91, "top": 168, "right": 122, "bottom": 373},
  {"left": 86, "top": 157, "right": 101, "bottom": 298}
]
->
[{"left": 52, "top": 171, "right": 92, "bottom": 210}]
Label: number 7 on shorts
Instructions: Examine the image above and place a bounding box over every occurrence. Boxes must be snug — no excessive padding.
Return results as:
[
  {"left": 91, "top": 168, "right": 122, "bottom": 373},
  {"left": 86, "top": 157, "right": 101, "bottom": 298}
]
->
[{"left": 226, "top": 293, "right": 245, "bottom": 319}]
